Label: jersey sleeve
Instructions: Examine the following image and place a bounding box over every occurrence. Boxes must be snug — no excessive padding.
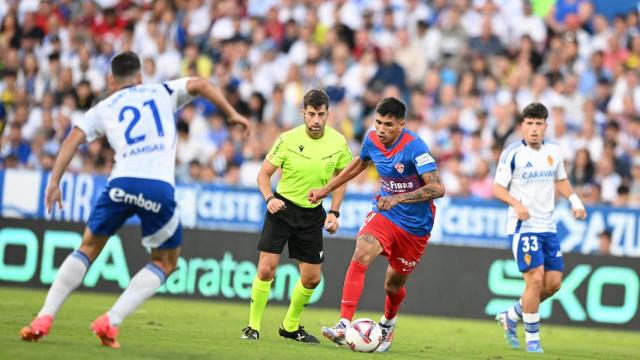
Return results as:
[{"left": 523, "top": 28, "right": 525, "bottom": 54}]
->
[
  {"left": 74, "top": 106, "right": 103, "bottom": 142},
  {"left": 162, "top": 77, "right": 194, "bottom": 110},
  {"left": 494, "top": 148, "right": 516, "bottom": 187},
  {"left": 359, "top": 132, "right": 372, "bottom": 161},
  {"left": 266, "top": 134, "right": 287, "bottom": 168},
  {"left": 555, "top": 149, "right": 568, "bottom": 181},
  {"left": 412, "top": 139, "right": 437, "bottom": 175},
  {"left": 335, "top": 136, "right": 353, "bottom": 170}
]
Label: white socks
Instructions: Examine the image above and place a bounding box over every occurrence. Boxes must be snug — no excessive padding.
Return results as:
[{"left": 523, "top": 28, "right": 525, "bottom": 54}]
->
[
  {"left": 523, "top": 312, "right": 541, "bottom": 343},
  {"left": 38, "top": 251, "right": 90, "bottom": 317},
  {"left": 507, "top": 299, "right": 523, "bottom": 322},
  {"left": 107, "top": 263, "right": 166, "bottom": 327}
]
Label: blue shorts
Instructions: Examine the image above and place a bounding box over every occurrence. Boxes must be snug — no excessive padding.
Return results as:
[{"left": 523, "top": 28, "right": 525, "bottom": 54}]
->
[
  {"left": 87, "top": 177, "right": 182, "bottom": 249},
  {"left": 510, "top": 222, "right": 563, "bottom": 273}
]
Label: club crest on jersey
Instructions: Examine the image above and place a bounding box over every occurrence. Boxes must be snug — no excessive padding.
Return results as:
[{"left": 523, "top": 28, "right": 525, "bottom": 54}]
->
[
  {"left": 547, "top": 155, "right": 553, "bottom": 166},
  {"left": 394, "top": 162, "right": 405, "bottom": 174}
]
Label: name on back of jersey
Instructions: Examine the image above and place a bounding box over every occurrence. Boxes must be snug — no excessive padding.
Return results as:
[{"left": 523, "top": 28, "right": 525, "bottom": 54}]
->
[{"left": 122, "top": 142, "right": 165, "bottom": 158}]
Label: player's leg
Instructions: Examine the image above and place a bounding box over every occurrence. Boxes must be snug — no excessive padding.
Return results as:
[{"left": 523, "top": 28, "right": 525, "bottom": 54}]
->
[
  {"left": 244, "top": 204, "right": 289, "bottom": 339},
  {"left": 498, "top": 232, "right": 545, "bottom": 351},
  {"left": 376, "top": 266, "right": 408, "bottom": 352},
  {"left": 93, "top": 246, "right": 180, "bottom": 349},
  {"left": 540, "top": 271, "right": 562, "bottom": 302},
  {"left": 20, "top": 228, "right": 110, "bottom": 341},
  {"left": 279, "top": 262, "right": 321, "bottom": 343},
  {"left": 279, "top": 202, "right": 324, "bottom": 343},
  {"left": 322, "top": 232, "right": 383, "bottom": 345},
  {"left": 244, "top": 251, "right": 280, "bottom": 339},
  {"left": 21, "top": 182, "right": 132, "bottom": 342},
  {"left": 522, "top": 266, "right": 545, "bottom": 353},
  {"left": 540, "top": 232, "right": 564, "bottom": 303},
  {"left": 91, "top": 178, "right": 180, "bottom": 348}
]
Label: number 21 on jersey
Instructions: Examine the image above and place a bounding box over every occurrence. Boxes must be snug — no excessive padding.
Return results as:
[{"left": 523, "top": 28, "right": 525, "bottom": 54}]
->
[{"left": 119, "top": 99, "right": 164, "bottom": 145}]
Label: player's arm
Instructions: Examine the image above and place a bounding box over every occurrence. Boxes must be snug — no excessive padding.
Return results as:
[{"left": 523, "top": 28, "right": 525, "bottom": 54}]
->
[
  {"left": 492, "top": 183, "right": 530, "bottom": 220},
  {"left": 378, "top": 170, "right": 445, "bottom": 210},
  {"left": 308, "top": 157, "right": 369, "bottom": 203},
  {"left": 324, "top": 168, "right": 347, "bottom": 234},
  {"left": 257, "top": 159, "right": 286, "bottom": 214},
  {"left": 185, "top": 77, "right": 250, "bottom": 137},
  {"left": 556, "top": 178, "right": 587, "bottom": 219},
  {"left": 45, "top": 127, "right": 87, "bottom": 213}
]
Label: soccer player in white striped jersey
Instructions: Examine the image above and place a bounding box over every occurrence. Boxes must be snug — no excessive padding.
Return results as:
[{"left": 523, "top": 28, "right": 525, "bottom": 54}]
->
[
  {"left": 19, "top": 51, "right": 250, "bottom": 348},
  {"left": 492, "top": 102, "right": 586, "bottom": 353}
]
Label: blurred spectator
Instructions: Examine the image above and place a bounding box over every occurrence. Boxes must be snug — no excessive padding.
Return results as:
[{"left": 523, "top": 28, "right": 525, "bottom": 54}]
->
[
  {"left": 0, "top": 0, "right": 637, "bottom": 204},
  {"left": 597, "top": 228, "right": 612, "bottom": 255}
]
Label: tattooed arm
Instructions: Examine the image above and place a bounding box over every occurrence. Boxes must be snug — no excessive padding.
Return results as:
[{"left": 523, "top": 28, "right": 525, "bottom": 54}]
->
[{"left": 376, "top": 170, "right": 445, "bottom": 211}]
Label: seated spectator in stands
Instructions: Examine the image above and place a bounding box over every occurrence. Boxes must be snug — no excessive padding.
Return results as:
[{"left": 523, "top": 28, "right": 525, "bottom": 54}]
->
[
  {"left": 613, "top": 184, "right": 630, "bottom": 207},
  {"left": 595, "top": 155, "right": 622, "bottom": 204},
  {"left": 1, "top": 123, "right": 31, "bottom": 166},
  {"left": 629, "top": 156, "right": 640, "bottom": 206},
  {"left": 597, "top": 229, "right": 612, "bottom": 256},
  {"left": 570, "top": 148, "right": 595, "bottom": 186},
  {"left": 469, "top": 18, "right": 505, "bottom": 57}
]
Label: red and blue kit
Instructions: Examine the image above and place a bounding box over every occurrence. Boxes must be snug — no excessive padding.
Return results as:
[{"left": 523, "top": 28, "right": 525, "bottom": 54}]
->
[{"left": 358, "top": 129, "right": 438, "bottom": 274}]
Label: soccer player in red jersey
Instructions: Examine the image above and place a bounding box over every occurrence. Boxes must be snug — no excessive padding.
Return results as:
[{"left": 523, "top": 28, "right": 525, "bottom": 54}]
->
[{"left": 308, "top": 97, "right": 445, "bottom": 352}]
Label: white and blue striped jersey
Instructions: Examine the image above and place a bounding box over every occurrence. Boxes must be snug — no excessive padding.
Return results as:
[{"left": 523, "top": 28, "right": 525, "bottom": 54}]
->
[
  {"left": 74, "top": 78, "right": 193, "bottom": 186},
  {"left": 494, "top": 140, "right": 568, "bottom": 234}
]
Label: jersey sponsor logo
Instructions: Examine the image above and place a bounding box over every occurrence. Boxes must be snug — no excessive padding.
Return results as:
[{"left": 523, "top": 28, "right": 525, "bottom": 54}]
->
[
  {"left": 547, "top": 155, "right": 554, "bottom": 166},
  {"left": 394, "top": 162, "right": 405, "bottom": 174},
  {"left": 108, "top": 187, "right": 162, "bottom": 213},
  {"left": 415, "top": 153, "right": 435, "bottom": 167},
  {"left": 380, "top": 178, "right": 415, "bottom": 193},
  {"left": 521, "top": 169, "right": 555, "bottom": 180}
]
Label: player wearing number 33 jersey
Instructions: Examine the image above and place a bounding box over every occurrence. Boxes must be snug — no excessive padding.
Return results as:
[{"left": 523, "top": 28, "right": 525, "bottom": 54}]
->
[{"left": 492, "top": 103, "right": 586, "bottom": 354}]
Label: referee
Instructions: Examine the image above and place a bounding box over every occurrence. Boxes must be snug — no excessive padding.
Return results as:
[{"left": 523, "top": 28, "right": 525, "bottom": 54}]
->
[{"left": 241, "top": 89, "right": 352, "bottom": 342}]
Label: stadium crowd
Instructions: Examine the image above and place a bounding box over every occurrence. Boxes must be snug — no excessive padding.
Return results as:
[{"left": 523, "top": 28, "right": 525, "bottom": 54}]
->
[{"left": 0, "top": 0, "right": 639, "bottom": 207}]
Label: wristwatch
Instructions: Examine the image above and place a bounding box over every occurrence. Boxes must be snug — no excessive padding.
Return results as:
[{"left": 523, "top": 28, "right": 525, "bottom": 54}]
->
[{"left": 328, "top": 210, "right": 340, "bottom": 218}]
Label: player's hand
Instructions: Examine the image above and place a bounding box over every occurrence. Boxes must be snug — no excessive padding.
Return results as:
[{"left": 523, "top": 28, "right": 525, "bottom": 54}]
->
[
  {"left": 308, "top": 188, "right": 328, "bottom": 204},
  {"left": 376, "top": 195, "right": 400, "bottom": 211},
  {"left": 573, "top": 207, "right": 587, "bottom": 220},
  {"left": 324, "top": 213, "right": 339, "bottom": 234},
  {"left": 229, "top": 112, "right": 251, "bottom": 139},
  {"left": 514, "top": 203, "right": 530, "bottom": 220},
  {"left": 267, "top": 198, "right": 286, "bottom": 214},
  {"left": 45, "top": 183, "right": 63, "bottom": 213}
]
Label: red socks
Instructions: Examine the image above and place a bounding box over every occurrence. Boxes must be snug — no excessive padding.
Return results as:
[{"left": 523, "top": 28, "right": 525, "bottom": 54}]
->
[
  {"left": 384, "top": 286, "right": 406, "bottom": 320},
  {"left": 340, "top": 261, "right": 368, "bottom": 320}
]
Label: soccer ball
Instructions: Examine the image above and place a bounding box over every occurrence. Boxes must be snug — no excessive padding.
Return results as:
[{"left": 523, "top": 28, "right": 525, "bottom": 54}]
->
[{"left": 344, "top": 318, "right": 383, "bottom": 352}]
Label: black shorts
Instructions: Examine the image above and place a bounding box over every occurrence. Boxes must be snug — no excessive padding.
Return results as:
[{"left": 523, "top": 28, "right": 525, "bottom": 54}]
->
[{"left": 258, "top": 193, "right": 326, "bottom": 264}]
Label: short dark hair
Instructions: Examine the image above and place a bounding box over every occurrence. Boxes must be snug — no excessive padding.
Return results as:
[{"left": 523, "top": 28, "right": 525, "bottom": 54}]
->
[
  {"left": 111, "top": 51, "right": 141, "bottom": 79},
  {"left": 376, "top": 97, "right": 406, "bottom": 119},
  {"left": 520, "top": 102, "right": 548, "bottom": 123},
  {"left": 303, "top": 89, "right": 329, "bottom": 110}
]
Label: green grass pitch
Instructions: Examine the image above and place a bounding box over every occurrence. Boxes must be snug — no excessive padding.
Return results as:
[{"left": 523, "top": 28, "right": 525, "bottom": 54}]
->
[{"left": 1, "top": 286, "right": 637, "bottom": 359}]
